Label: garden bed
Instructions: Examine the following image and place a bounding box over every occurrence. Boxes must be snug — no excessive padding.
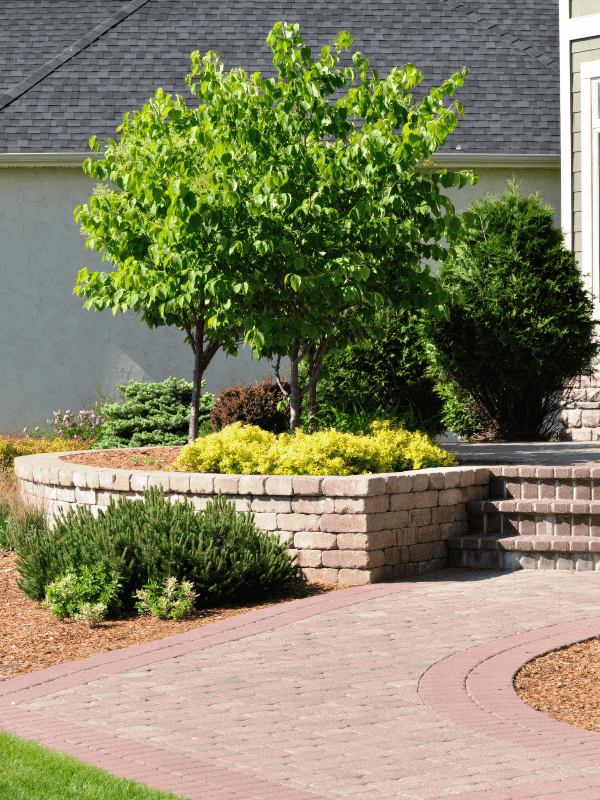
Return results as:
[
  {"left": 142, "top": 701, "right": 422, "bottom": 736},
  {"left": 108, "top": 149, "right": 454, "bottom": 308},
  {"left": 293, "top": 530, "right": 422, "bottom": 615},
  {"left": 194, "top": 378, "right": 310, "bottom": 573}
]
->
[{"left": 0, "top": 549, "right": 342, "bottom": 683}]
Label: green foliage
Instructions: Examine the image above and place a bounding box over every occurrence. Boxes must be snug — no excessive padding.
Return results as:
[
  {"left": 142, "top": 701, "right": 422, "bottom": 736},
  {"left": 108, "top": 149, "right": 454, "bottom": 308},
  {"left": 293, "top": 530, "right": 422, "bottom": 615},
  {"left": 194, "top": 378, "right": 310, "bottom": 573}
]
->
[
  {"left": 0, "top": 729, "right": 187, "bottom": 799},
  {"left": 42, "top": 565, "right": 122, "bottom": 621},
  {"left": 424, "top": 187, "right": 599, "bottom": 441},
  {"left": 173, "top": 420, "right": 457, "bottom": 475},
  {"left": 211, "top": 377, "right": 290, "bottom": 434},
  {"left": 12, "top": 488, "right": 297, "bottom": 608},
  {"left": 134, "top": 576, "right": 197, "bottom": 620},
  {"left": 94, "top": 377, "right": 214, "bottom": 449},
  {"left": 302, "top": 308, "right": 444, "bottom": 436},
  {"left": 184, "top": 24, "right": 475, "bottom": 432},
  {"left": 433, "top": 381, "right": 485, "bottom": 441}
]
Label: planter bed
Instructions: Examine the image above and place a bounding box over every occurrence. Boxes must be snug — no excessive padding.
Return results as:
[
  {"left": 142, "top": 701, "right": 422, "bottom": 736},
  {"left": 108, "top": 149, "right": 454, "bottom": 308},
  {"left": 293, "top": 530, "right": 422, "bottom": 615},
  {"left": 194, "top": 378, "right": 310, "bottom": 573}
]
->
[{"left": 14, "top": 449, "right": 490, "bottom": 585}]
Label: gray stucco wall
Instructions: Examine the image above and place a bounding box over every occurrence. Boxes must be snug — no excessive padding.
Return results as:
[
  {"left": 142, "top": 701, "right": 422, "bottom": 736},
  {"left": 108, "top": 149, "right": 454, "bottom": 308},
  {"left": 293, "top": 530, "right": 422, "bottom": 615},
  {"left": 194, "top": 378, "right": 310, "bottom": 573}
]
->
[
  {"left": 0, "top": 162, "right": 560, "bottom": 433},
  {"left": 0, "top": 166, "right": 270, "bottom": 432}
]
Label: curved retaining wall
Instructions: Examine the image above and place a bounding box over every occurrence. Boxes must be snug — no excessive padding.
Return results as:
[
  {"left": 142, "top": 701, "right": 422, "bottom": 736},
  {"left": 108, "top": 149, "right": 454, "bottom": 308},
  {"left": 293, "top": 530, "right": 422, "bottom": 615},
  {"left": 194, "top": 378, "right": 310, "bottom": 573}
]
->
[{"left": 14, "top": 452, "right": 491, "bottom": 585}]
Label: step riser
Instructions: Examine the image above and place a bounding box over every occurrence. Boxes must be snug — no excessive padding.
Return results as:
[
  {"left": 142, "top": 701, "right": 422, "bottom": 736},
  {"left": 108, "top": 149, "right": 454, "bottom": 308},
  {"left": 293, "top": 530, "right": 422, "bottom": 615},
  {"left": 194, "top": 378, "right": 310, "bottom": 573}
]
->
[
  {"left": 490, "top": 476, "right": 600, "bottom": 501},
  {"left": 470, "top": 513, "right": 600, "bottom": 538},
  {"left": 450, "top": 549, "right": 600, "bottom": 571}
]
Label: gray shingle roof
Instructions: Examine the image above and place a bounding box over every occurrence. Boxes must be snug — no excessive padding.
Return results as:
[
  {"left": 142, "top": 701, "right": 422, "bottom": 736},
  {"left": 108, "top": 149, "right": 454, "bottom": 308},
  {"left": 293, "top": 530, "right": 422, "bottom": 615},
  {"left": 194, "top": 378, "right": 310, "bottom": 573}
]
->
[{"left": 0, "top": 0, "right": 560, "bottom": 155}]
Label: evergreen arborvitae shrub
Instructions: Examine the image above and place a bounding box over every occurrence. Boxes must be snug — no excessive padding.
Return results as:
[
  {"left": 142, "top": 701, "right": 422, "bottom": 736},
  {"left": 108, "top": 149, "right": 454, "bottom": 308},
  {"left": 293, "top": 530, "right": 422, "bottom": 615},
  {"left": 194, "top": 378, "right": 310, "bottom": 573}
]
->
[
  {"left": 307, "top": 308, "right": 445, "bottom": 436},
  {"left": 12, "top": 488, "right": 297, "bottom": 607},
  {"left": 211, "top": 377, "right": 290, "bottom": 434},
  {"left": 423, "top": 187, "right": 599, "bottom": 441},
  {"left": 94, "top": 377, "right": 214, "bottom": 448}
]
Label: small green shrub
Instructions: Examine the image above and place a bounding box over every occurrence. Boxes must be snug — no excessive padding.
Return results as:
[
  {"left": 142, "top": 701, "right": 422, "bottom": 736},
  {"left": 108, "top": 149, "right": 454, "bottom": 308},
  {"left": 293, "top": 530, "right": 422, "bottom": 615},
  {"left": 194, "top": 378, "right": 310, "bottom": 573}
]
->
[
  {"left": 94, "top": 377, "right": 214, "bottom": 449},
  {"left": 12, "top": 488, "right": 297, "bottom": 608},
  {"left": 172, "top": 420, "right": 457, "bottom": 475},
  {"left": 134, "top": 577, "right": 197, "bottom": 620},
  {"left": 42, "top": 565, "right": 122, "bottom": 621},
  {"left": 424, "top": 187, "right": 599, "bottom": 441},
  {"left": 211, "top": 377, "right": 290, "bottom": 434},
  {"left": 302, "top": 308, "right": 445, "bottom": 436}
]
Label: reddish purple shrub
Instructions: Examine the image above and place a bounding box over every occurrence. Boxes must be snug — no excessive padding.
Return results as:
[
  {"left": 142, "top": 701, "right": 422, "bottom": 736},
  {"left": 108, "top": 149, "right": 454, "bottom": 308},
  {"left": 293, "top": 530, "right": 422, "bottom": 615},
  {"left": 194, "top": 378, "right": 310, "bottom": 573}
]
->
[{"left": 211, "top": 377, "right": 290, "bottom": 435}]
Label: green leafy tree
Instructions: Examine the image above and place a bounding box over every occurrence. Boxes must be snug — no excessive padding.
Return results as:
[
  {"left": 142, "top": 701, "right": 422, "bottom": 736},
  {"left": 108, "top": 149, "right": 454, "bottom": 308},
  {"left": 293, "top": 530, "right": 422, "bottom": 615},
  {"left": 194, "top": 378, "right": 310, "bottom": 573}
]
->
[
  {"left": 187, "top": 23, "right": 476, "bottom": 432},
  {"left": 74, "top": 104, "right": 240, "bottom": 443}
]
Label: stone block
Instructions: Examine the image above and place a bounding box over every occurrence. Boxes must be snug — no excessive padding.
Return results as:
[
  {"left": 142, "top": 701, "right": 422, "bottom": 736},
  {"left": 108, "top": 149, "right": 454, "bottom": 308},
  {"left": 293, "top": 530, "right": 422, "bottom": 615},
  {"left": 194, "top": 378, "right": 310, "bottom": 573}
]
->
[
  {"left": 431, "top": 505, "right": 456, "bottom": 524},
  {"left": 369, "top": 566, "right": 394, "bottom": 582},
  {"left": 294, "top": 531, "right": 337, "bottom": 550},
  {"left": 293, "top": 497, "right": 335, "bottom": 514},
  {"left": 147, "top": 474, "right": 170, "bottom": 491},
  {"left": 572, "top": 428, "right": 593, "bottom": 441},
  {"left": 214, "top": 475, "right": 240, "bottom": 494},
  {"left": 278, "top": 513, "right": 321, "bottom": 531},
  {"left": 556, "top": 554, "right": 574, "bottom": 570},
  {"left": 252, "top": 496, "right": 292, "bottom": 514},
  {"left": 301, "top": 567, "right": 338, "bottom": 584},
  {"left": 252, "top": 513, "right": 278, "bottom": 531},
  {"left": 264, "top": 476, "right": 293, "bottom": 496},
  {"left": 336, "top": 530, "right": 395, "bottom": 550},
  {"left": 58, "top": 469, "right": 76, "bottom": 487},
  {"left": 426, "top": 470, "right": 447, "bottom": 490},
  {"left": 443, "top": 470, "right": 461, "bottom": 489},
  {"left": 408, "top": 507, "right": 431, "bottom": 527},
  {"left": 75, "top": 487, "right": 96, "bottom": 504},
  {"left": 341, "top": 549, "right": 385, "bottom": 569},
  {"left": 190, "top": 496, "right": 210, "bottom": 511},
  {"left": 576, "top": 554, "right": 595, "bottom": 570},
  {"left": 458, "top": 469, "right": 476, "bottom": 487},
  {"left": 71, "top": 470, "right": 90, "bottom": 489},
  {"left": 412, "top": 473, "right": 429, "bottom": 492},
  {"left": 130, "top": 473, "right": 149, "bottom": 492},
  {"left": 292, "top": 476, "right": 322, "bottom": 496},
  {"left": 169, "top": 473, "right": 191, "bottom": 494},
  {"left": 189, "top": 474, "right": 215, "bottom": 494},
  {"left": 389, "top": 493, "right": 417, "bottom": 512},
  {"left": 225, "top": 495, "right": 252, "bottom": 512},
  {"left": 238, "top": 476, "right": 267, "bottom": 495},
  {"left": 334, "top": 495, "right": 389, "bottom": 514},
  {"left": 55, "top": 487, "right": 76, "bottom": 503},
  {"left": 394, "top": 474, "right": 414, "bottom": 493},
  {"left": 417, "top": 525, "right": 441, "bottom": 543},
  {"left": 409, "top": 542, "right": 434, "bottom": 562},
  {"left": 320, "top": 513, "right": 368, "bottom": 532},
  {"left": 384, "top": 547, "right": 402, "bottom": 565},
  {"left": 397, "top": 527, "right": 418, "bottom": 546},
  {"left": 338, "top": 569, "right": 373, "bottom": 585},
  {"left": 321, "top": 475, "right": 387, "bottom": 497},
  {"left": 438, "top": 488, "right": 463, "bottom": 507},
  {"left": 322, "top": 551, "right": 344, "bottom": 568},
  {"left": 583, "top": 410, "right": 600, "bottom": 428},
  {"left": 297, "top": 550, "right": 322, "bottom": 568},
  {"left": 432, "top": 541, "right": 447, "bottom": 559},
  {"left": 411, "top": 490, "right": 439, "bottom": 510},
  {"left": 98, "top": 471, "right": 130, "bottom": 491}
]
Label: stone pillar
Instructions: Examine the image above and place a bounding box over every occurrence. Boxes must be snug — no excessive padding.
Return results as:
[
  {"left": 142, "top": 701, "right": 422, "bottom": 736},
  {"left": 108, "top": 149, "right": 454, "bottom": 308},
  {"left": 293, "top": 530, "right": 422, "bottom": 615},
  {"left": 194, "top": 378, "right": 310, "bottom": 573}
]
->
[{"left": 561, "top": 371, "right": 600, "bottom": 441}]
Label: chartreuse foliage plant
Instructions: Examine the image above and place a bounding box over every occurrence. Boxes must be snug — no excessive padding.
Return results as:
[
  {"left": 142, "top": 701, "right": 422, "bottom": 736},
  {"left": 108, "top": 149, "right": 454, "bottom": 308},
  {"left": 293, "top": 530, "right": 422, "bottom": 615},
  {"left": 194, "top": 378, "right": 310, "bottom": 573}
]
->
[
  {"left": 0, "top": 730, "right": 186, "bottom": 800},
  {"left": 171, "top": 421, "right": 456, "bottom": 476},
  {"left": 94, "top": 377, "right": 214, "bottom": 449},
  {"left": 11, "top": 488, "right": 296, "bottom": 609},
  {"left": 134, "top": 577, "right": 197, "bottom": 620},
  {"left": 186, "top": 24, "right": 476, "bottom": 433},
  {"left": 424, "top": 187, "right": 599, "bottom": 441},
  {"left": 42, "top": 565, "right": 122, "bottom": 624},
  {"left": 0, "top": 433, "right": 96, "bottom": 473}
]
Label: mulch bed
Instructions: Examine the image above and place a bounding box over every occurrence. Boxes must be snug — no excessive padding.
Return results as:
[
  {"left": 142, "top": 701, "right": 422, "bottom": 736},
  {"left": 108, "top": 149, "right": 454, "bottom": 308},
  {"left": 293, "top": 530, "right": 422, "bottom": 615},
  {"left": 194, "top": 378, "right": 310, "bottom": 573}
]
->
[
  {"left": 515, "top": 638, "right": 600, "bottom": 733},
  {"left": 0, "top": 550, "right": 345, "bottom": 683},
  {"left": 62, "top": 447, "right": 184, "bottom": 472}
]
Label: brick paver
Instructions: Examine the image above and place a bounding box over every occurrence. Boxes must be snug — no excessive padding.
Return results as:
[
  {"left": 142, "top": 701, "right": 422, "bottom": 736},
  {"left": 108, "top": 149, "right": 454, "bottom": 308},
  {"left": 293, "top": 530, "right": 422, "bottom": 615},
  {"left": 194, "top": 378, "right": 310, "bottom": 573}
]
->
[{"left": 4, "top": 570, "right": 600, "bottom": 798}]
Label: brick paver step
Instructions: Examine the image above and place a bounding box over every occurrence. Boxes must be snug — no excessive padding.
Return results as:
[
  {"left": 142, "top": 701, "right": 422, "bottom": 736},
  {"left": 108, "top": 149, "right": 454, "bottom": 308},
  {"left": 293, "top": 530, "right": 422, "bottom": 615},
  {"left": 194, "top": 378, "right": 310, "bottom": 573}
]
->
[
  {"left": 488, "top": 465, "right": 600, "bottom": 501},
  {"left": 468, "top": 499, "right": 600, "bottom": 514},
  {"left": 447, "top": 534, "right": 600, "bottom": 569}
]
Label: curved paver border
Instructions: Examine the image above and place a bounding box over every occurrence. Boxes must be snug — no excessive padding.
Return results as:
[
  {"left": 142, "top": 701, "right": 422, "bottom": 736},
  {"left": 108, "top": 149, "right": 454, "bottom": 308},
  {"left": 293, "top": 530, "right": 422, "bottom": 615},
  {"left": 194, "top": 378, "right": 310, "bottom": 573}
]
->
[{"left": 419, "top": 617, "right": 600, "bottom": 759}]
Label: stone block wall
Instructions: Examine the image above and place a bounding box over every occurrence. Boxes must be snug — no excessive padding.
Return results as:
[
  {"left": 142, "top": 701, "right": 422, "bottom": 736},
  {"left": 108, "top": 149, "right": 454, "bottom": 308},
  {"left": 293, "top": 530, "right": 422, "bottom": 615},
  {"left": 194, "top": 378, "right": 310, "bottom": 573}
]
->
[
  {"left": 14, "top": 452, "right": 490, "bottom": 585},
  {"left": 561, "top": 371, "right": 600, "bottom": 441}
]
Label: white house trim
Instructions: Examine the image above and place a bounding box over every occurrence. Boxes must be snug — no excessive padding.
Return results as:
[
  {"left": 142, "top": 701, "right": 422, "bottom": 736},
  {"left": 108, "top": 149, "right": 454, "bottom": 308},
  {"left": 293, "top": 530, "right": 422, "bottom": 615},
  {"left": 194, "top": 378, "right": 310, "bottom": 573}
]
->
[
  {"left": 565, "top": 13, "right": 600, "bottom": 41},
  {"left": 560, "top": 0, "right": 573, "bottom": 249},
  {"left": 580, "top": 60, "right": 600, "bottom": 309}
]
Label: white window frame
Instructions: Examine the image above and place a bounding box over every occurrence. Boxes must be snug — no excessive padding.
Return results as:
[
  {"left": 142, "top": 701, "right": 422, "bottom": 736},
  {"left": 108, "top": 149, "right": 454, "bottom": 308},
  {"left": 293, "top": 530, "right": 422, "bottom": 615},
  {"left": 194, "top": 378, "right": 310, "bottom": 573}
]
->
[{"left": 580, "top": 60, "right": 600, "bottom": 306}]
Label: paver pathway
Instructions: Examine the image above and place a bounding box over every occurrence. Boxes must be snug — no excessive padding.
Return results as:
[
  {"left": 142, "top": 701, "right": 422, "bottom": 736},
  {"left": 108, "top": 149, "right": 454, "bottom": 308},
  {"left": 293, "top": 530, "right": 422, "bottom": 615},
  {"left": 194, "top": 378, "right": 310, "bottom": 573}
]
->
[{"left": 3, "top": 569, "right": 600, "bottom": 799}]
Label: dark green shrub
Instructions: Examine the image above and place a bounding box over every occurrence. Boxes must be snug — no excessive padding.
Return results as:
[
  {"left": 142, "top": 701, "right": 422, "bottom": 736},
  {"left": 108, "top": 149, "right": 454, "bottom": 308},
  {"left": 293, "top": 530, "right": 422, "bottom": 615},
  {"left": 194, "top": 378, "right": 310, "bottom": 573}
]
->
[
  {"left": 94, "top": 377, "right": 214, "bottom": 449},
  {"left": 211, "top": 377, "right": 290, "bottom": 434},
  {"left": 302, "top": 307, "right": 445, "bottom": 436},
  {"left": 424, "top": 187, "right": 599, "bottom": 441},
  {"left": 12, "top": 488, "right": 297, "bottom": 608}
]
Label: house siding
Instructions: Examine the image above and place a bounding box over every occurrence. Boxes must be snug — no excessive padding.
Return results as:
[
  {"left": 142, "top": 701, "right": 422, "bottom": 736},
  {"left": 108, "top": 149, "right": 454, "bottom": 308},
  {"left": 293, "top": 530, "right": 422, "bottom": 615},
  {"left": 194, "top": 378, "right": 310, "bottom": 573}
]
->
[
  {"left": 571, "top": 36, "right": 600, "bottom": 267},
  {"left": 571, "top": 0, "right": 600, "bottom": 18}
]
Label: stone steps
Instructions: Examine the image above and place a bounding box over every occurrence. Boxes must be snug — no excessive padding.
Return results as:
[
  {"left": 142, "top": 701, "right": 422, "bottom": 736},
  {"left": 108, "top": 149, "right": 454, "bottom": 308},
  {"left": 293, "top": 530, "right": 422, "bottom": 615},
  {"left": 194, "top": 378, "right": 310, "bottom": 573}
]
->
[{"left": 455, "top": 466, "right": 600, "bottom": 571}]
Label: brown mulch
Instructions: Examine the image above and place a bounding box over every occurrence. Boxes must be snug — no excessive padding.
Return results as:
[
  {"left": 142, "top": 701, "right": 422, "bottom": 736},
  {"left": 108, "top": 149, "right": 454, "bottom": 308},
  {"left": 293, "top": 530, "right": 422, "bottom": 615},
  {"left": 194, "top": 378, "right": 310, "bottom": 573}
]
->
[
  {"left": 515, "top": 638, "right": 600, "bottom": 732},
  {"left": 62, "top": 447, "right": 184, "bottom": 472},
  {"left": 0, "top": 550, "right": 345, "bottom": 683}
]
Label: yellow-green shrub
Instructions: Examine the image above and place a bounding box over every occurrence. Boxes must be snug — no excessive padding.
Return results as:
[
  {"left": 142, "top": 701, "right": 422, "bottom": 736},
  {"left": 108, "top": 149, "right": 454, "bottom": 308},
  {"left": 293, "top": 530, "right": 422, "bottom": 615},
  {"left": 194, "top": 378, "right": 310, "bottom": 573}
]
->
[
  {"left": 171, "top": 421, "right": 456, "bottom": 475},
  {"left": 0, "top": 435, "right": 96, "bottom": 473}
]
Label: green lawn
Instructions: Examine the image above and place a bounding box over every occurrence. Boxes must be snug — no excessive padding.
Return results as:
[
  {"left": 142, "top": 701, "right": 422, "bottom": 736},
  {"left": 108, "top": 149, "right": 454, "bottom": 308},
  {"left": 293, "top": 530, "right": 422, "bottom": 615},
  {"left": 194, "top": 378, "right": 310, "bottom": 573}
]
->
[{"left": 0, "top": 731, "right": 186, "bottom": 800}]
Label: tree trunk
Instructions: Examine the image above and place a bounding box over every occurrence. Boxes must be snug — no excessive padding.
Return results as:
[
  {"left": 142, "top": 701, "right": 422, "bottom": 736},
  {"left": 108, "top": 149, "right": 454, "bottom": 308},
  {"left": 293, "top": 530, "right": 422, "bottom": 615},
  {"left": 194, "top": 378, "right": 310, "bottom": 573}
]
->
[
  {"left": 308, "top": 346, "right": 318, "bottom": 423},
  {"left": 188, "top": 322, "right": 203, "bottom": 444},
  {"left": 289, "top": 347, "right": 301, "bottom": 436}
]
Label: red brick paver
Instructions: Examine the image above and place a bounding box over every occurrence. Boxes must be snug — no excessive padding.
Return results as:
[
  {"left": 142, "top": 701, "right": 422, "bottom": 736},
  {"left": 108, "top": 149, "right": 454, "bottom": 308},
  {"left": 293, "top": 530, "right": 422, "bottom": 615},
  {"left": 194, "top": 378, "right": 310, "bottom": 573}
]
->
[{"left": 4, "top": 570, "right": 600, "bottom": 799}]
